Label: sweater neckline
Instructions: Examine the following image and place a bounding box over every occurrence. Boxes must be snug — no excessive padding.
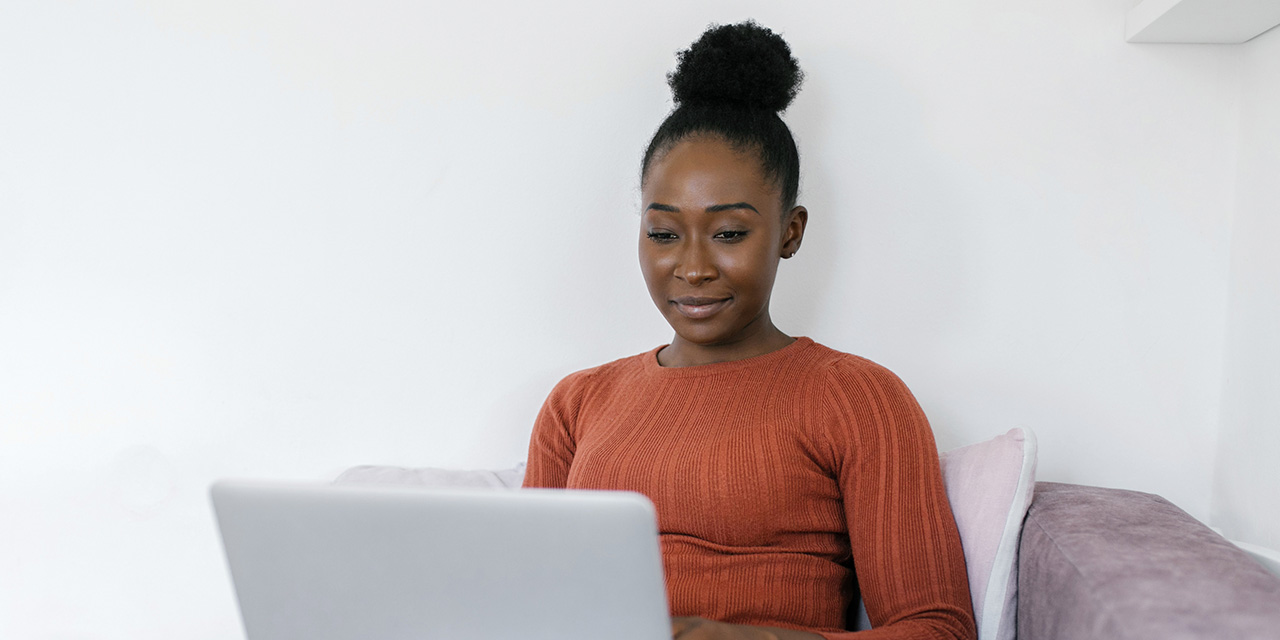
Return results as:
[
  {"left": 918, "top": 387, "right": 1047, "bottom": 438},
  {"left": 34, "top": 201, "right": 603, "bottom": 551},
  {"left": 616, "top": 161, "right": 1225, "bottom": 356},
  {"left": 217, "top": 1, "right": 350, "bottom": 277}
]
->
[{"left": 642, "top": 336, "right": 814, "bottom": 378}]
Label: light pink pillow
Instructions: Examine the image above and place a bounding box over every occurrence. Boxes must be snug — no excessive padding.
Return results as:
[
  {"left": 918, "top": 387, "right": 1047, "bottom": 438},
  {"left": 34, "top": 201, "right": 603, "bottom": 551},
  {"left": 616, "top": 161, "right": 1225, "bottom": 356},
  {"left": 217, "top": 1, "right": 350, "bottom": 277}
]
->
[{"left": 939, "top": 428, "right": 1038, "bottom": 640}]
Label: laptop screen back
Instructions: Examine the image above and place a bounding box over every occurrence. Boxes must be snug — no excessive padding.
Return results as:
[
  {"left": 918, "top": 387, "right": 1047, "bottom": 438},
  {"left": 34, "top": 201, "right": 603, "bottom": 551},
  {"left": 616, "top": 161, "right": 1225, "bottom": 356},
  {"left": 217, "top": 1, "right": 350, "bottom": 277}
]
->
[{"left": 211, "top": 481, "right": 670, "bottom": 640}]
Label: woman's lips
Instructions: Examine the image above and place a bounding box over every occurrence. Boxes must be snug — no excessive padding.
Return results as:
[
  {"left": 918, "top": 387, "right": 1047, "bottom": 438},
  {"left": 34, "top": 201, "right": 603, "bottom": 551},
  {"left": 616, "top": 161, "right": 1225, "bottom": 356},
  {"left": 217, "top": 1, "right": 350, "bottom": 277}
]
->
[{"left": 672, "top": 296, "right": 731, "bottom": 319}]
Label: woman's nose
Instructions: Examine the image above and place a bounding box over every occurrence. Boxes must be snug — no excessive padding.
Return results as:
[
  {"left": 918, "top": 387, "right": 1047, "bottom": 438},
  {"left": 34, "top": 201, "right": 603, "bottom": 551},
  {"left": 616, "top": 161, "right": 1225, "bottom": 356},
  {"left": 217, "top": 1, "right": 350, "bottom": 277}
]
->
[{"left": 676, "top": 241, "right": 718, "bottom": 284}]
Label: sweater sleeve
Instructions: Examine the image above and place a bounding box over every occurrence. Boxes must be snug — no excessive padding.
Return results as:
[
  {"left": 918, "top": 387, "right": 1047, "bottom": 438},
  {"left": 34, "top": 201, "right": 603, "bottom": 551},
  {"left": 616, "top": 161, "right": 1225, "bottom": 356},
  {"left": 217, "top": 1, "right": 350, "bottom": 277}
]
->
[
  {"left": 521, "top": 369, "right": 591, "bottom": 489},
  {"left": 816, "top": 358, "right": 976, "bottom": 640}
]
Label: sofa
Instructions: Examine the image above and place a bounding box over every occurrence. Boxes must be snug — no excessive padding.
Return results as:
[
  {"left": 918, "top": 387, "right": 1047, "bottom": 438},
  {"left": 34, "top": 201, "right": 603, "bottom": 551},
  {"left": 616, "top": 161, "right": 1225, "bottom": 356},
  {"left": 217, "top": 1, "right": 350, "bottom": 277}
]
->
[
  {"left": 333, "top": 464, "right": 1280, "bottom": 639},
  {"left": 1015, "top": 481, "right": 1280, "bottom": 640}
]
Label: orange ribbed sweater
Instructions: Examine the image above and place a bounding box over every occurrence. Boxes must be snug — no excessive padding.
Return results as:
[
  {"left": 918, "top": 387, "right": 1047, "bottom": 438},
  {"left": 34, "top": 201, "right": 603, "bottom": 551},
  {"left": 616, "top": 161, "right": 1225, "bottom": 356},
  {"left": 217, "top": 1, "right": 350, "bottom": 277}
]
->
[{"left": 523, "top": 338, "right": 976, "bottom": 640}]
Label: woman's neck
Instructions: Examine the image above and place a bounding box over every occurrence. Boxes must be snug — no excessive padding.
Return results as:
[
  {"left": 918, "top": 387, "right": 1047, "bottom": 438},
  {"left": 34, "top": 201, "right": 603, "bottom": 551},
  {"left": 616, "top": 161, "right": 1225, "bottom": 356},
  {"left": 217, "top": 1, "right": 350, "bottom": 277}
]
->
[{"left": 658, "top": 325, "right": 795, "bottom": 368}]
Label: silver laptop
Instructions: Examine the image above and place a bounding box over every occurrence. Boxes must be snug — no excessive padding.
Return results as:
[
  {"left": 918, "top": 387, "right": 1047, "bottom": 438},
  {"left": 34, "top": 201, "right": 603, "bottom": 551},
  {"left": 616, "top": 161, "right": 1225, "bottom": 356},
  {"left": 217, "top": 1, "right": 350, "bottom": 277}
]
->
[{"left": 210, "top": 480, "right": 671, "bottom": 640}]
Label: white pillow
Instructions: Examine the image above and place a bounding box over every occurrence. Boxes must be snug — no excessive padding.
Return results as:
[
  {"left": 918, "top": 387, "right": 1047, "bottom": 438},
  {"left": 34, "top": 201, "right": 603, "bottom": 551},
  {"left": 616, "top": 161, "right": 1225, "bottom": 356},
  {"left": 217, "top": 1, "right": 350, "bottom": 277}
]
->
[
  {"left": 333, "top": 462, "right": 526, "bottom": 489},
  {"left": 939, "top": 428, "right": 1038, "bottom": 640}
]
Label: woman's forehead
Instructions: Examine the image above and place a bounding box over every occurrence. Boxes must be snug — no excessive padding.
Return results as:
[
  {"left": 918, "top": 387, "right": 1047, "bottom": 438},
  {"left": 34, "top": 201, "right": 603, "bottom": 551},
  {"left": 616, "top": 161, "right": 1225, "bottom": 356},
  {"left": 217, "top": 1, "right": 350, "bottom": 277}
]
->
[{"left": 642, "top": 137, "right": 779, "bottom": 208}]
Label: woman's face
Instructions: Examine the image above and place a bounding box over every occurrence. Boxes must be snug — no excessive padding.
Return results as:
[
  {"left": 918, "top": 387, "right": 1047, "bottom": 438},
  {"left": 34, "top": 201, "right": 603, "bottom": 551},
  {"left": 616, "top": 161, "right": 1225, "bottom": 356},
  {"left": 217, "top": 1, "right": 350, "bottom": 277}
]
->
[{"left": 639, "top": 136, "right": 806, "bottom": 360}]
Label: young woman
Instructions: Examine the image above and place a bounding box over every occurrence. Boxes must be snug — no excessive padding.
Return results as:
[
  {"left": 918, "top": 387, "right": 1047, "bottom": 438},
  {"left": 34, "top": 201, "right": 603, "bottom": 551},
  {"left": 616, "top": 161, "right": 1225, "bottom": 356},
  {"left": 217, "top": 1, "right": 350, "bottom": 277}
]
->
[{"left": 523, "top": 22, "right": 976, "bottom": 640}]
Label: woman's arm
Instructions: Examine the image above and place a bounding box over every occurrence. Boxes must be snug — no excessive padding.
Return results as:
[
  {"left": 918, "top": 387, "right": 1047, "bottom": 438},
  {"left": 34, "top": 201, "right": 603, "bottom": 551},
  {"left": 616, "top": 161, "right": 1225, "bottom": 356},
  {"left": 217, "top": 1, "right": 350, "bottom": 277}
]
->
[
  {"left": 817, "top": 358, "right": 977, "bottom": 640},
  {"left": 522, "top": 370, "right": 592, "bottom": 488}
]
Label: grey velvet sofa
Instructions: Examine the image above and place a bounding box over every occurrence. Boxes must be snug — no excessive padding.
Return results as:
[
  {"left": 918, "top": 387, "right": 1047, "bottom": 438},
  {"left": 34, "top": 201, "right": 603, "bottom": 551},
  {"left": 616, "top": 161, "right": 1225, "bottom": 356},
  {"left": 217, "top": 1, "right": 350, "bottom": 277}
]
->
[{"left": 1017, "top": 482, "right": 1280, "bottom": 640}]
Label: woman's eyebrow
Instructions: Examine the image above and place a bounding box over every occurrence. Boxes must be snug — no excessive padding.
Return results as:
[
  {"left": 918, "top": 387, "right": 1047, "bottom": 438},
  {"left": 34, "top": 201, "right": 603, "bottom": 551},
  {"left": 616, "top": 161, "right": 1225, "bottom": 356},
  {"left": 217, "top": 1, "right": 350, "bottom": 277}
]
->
[
  {"left": 705, "top": 202, "right": 759, "bottom": 214},
  {"left": 644, "top": 202, "right": 760, "bottom": 214}
]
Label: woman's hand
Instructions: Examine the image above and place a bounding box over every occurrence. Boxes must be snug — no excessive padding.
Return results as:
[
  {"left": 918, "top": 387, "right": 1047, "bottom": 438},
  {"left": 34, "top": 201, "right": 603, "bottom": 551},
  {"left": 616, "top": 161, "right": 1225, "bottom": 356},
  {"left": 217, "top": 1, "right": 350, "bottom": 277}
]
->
[{"left": 671, "top": 617, "right": 825, "bottom": 640}]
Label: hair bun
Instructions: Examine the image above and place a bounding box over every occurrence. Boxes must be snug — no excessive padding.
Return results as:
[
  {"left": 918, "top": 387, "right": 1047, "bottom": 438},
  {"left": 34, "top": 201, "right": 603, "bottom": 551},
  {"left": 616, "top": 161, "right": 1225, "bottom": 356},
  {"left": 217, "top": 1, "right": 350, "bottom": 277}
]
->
[{"left": 668, "top": 20, "right": 803, "bottom": 113}]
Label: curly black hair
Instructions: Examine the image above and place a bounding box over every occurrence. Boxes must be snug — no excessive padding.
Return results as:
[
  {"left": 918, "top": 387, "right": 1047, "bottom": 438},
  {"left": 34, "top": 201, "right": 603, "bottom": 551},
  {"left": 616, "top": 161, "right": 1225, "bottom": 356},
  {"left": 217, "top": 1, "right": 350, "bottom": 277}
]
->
[{"left": 641, "top": 21, "right": 804, "bottom": 210}]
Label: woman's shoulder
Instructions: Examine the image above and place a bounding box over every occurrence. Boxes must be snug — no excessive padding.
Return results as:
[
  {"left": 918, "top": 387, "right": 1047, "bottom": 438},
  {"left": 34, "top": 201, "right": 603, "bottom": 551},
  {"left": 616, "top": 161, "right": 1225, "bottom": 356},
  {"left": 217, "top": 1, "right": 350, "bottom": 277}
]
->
[
  {"left": 802, "top": 340, "right": 912, "bottom": 388},
  {"left": 799, "top": 341, "right": 927, "bottom": 432},
  {"left": 543, "top": 346, "right": 661, "bottom": 400},
  {"left": 800, "top": 342, "right": 935, "bottom": 463}
]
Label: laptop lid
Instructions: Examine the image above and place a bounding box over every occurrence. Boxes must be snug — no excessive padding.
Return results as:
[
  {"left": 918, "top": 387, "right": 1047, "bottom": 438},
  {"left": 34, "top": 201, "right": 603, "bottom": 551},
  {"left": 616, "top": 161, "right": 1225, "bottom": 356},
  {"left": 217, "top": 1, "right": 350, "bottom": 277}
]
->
[{"left": 210, "top": 480, "right": 670, "bottom": 640}]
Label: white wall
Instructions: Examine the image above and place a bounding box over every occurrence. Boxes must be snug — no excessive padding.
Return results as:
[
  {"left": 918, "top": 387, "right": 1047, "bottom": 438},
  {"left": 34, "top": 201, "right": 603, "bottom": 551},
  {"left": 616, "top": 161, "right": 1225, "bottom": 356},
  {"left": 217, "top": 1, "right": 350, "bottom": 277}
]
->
[
  {"left": 0, "top": 1, "right": 1253, "bottom": 638},
  {"left": 1213, "top": 25, "right": 1280, "bottom": 552}
]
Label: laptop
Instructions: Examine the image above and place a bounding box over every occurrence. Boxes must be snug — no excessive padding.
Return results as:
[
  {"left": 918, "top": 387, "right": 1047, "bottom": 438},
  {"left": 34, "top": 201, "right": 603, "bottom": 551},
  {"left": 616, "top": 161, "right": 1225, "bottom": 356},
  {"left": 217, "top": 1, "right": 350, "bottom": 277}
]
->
[{"left": 210, "top": 480, "right": 671, "bottom": 640}]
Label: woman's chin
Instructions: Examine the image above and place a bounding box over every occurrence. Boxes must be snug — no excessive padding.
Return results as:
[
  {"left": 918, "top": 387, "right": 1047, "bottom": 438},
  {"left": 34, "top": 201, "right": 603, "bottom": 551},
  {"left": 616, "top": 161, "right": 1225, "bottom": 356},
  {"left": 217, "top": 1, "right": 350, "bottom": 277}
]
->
[{"left": 668, "top": 325, "right": 748, "bottom": 350}]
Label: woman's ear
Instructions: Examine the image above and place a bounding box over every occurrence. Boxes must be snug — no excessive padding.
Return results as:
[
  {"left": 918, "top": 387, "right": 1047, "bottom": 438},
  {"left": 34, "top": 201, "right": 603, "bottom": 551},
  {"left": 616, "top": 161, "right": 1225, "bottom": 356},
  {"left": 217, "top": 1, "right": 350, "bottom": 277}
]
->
[{"left": 780, "top": 206, "right": 807, "bottom": 259}]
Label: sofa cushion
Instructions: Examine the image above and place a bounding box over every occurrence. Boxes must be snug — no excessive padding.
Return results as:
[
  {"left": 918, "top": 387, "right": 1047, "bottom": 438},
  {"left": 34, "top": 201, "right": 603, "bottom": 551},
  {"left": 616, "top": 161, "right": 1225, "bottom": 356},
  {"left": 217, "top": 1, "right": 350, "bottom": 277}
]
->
[
  {"left": 1018, "top": 482, "right": 1280, "bottom": 640},
  {"left": 939, "top": 428, "right": 1038, "bottom": 640},
  {"left": 334, "top": 463, "right": 526, "bottom": 488}
]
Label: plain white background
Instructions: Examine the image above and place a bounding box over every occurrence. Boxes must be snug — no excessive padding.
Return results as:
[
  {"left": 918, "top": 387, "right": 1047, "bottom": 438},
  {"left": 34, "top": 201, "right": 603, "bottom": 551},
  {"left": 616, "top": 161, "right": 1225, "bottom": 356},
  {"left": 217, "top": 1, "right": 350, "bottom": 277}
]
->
[
  {"left": 0, "top": 1, "right": 1275, "bottom": 638},
  {"left": 1213, "top": 20, "right": 1280, "bottom": 560}
]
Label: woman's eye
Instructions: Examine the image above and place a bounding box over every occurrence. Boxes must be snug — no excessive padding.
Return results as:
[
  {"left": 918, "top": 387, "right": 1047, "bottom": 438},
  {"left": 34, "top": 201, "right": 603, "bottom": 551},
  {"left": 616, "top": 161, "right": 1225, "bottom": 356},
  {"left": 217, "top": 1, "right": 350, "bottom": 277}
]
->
[
  {"left": 646, "top": 231, "right": 678, "bottom": 242},
  {"left": 716, "top": 230, "right": 749, "bottom": 241}
]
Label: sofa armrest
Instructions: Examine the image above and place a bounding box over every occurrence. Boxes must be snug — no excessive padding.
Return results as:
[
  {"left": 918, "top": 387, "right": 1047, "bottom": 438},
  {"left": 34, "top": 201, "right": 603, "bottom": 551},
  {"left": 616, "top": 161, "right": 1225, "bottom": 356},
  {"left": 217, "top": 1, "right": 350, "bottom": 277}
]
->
[{"left": 1017, "top": 482, "right": 1280, "bottom": 640}]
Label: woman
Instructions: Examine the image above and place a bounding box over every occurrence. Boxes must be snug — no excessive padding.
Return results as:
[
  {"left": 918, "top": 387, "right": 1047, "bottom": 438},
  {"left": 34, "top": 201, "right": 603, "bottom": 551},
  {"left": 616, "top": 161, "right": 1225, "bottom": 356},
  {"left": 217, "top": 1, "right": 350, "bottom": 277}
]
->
[{"left": 524, "top": 21, "right": 976, "bottom": 640}]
